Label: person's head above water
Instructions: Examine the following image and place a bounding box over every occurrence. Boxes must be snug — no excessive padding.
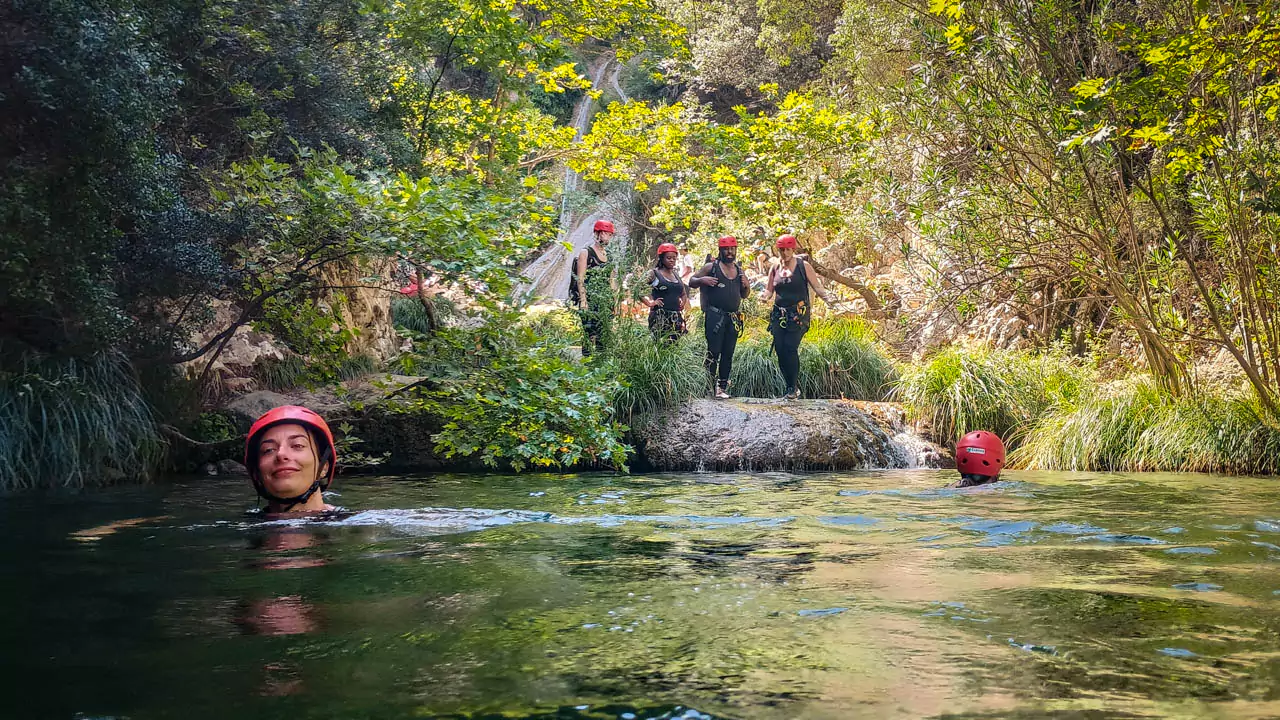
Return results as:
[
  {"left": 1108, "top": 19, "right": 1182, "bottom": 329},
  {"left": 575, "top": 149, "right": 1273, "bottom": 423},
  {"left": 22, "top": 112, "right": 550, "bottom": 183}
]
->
[
  {"left": 954, "top": 430, "right": 1006, "bottom": 487},
  {"left": 245, "top": 405, "right": 337, "bottom": 513}
]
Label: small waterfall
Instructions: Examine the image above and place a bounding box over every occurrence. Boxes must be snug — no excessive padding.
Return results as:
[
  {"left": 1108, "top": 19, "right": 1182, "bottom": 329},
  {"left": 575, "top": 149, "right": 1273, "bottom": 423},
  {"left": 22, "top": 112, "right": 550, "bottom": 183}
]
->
[{"left": 515, "top": 56, "right": 625, "bottom": 305}]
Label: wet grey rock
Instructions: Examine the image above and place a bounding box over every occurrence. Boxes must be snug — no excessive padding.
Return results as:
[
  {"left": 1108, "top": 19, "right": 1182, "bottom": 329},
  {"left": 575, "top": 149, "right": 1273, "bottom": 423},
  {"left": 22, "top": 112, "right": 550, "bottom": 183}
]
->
[
  {"left": 638, "top": 398, "right": 948, "bottom": 472},
  {"left": 200, "top": 459, "right": 249, "bottom": 476},
  {"left": 216, "top": 459, "right": 248, "bottom": 476},
  {"left": 222, "top": 391, "right": 301, "bottom": 432}
]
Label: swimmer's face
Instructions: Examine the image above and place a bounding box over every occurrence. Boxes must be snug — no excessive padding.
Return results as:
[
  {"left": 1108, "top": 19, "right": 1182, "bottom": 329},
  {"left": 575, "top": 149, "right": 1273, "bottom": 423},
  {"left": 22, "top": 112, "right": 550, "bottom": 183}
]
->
[
  {"left": 778, "top": 247, "right": 796, "bottom": 261},
  {"left": 256, "top": 423, "right": 324, "bottom": 497},
  {"left": 719, "top": 246, "right": 737, "bottom": 263},
  {"left": 596, "top": 231, "right": 614, "bottom": 246},
  {"left": 660, "top": 252, "right": 677, "bottom": 269}
]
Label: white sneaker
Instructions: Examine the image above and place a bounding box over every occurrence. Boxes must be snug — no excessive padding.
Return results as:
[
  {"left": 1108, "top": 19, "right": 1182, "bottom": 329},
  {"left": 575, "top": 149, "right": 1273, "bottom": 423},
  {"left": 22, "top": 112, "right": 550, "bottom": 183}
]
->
[
  {"left": 715, "top": 388, "right": 731, "bottom": 400},
  {"left": 784, "top": 388, "right": 800, "bottom": 400}
]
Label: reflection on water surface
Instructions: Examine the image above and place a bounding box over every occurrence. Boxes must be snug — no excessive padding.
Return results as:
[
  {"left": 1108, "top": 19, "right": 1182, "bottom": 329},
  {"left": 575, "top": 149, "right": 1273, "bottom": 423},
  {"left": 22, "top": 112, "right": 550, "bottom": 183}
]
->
[{"left": 4, "top": 470, "right": 1280, "bottom": 719}]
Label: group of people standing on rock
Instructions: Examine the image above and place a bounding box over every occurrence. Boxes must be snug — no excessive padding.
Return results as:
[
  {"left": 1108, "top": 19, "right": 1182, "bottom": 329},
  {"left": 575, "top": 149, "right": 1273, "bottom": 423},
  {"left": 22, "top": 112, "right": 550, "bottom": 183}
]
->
[{"left": 570, "top": 218, "right": 833, "bottom": 400}]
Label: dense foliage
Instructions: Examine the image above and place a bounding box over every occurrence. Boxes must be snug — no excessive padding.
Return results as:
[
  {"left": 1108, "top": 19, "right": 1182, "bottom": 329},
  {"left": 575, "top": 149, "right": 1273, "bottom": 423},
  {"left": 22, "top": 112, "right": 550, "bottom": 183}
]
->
[{"left": 0, "top": 0, "right": 677, "bottom": 483}]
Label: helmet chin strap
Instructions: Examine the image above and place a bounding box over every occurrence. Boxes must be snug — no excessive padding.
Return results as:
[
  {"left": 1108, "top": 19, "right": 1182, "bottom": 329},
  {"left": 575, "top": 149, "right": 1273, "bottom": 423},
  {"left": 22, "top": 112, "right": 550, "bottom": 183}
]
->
[{"left": 256, "top": 479, "right": 324, "bottom": 513}]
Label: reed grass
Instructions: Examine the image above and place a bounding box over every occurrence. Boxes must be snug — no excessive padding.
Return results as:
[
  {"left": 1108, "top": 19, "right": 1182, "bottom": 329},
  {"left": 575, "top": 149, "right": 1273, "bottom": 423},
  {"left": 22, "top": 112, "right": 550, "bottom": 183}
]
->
[
  {"left": 798, "top": 318, "right": 898, "bottom": 401},
  {"left": 603, "top": 314, "right": 896, "bottom": 406},
  {"left": 515, "top": 307, "right": 582, "bottom": 340},
  {"left": 896, "top": 343, "right": 1093, "bottom": 445},
  {"left": 0, "top": 351, "right": 164, "bottom": 488},
  {"left": 606, "top": 321, "right": 710, "bottom": 420},
  {"left": 1013, "top": 377, "right": 1280, "bottom": 473},
  {"left": 391, "top": 295, "right": 461, "bottom": 335},
  {"left": 255, "top": 353, "right": 377, "bottom": 391}
]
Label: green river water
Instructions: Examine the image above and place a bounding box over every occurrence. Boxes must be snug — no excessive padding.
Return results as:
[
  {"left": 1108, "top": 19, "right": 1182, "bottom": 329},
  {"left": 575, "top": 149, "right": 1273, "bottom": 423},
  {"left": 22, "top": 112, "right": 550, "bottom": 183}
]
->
[{"left": 4, "top": 470, "right": 1280, "bottom": 719}]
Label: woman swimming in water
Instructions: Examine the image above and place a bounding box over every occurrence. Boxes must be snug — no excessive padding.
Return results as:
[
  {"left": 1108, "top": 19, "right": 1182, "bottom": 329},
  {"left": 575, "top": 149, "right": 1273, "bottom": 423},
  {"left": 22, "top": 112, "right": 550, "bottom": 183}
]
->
[{"left": 245, "top": 405, "right": 338, "bottom": 513}]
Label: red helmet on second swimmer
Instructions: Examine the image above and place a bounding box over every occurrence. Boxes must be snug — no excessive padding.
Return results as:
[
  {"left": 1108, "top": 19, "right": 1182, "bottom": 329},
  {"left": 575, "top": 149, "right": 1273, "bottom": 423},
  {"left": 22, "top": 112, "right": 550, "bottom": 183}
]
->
[
  {"left": 656, "top": 242, "right": 678, "bottom": 256},
  {"left": 718, "top": 236, "right": 738, "bottom": 248},
  {"left": 776, "top": 234, "right": 798, "bottom": 249},
  {"left": 593, "top": 219, "right": 615, "bottom": 233},
  {"left": 245, "top": 405, "right": 338, "bottom": 488},
  {"left": 955, "top": 430, "right": 1006, "bottom": 478}
]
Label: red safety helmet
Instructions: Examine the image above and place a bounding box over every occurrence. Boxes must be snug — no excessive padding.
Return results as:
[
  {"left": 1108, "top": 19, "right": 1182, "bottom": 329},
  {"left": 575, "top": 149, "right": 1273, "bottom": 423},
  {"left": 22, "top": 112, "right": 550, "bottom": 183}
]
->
[
  {"left": 656, "top": 242, "right": 678, "bottom": 256},
  {"left": 955, "top": 430, "right": 1006, "bottom": 478},
  {"left": 718, "top": 236, "right": 738, "bottom": 248},
  {"left": 245, "top": 406, "right": 338, "bottom": 504},
  {"left": 593, "top": 219, "right": 616, "bottom": 233},
  {"left": 776, "top": 234, "right": 798, "bottom": 249}
]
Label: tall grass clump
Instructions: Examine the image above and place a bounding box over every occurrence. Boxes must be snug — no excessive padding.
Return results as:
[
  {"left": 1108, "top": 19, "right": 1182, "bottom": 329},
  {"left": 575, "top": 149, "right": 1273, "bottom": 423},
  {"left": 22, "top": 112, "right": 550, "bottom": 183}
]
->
[
  {"left": 1014, "top": 377, "right": 1280, "bottom": 473},
  {"left": 728, "top": 331, "right": 786, "bottom": 397},
  {"left": 897, "top": 343, "right": 1093, "bottom": 445},
  {"left": 798, "top": 318, "right": 898, "bottom": 400},
  {"left": 392, "top": 295, "right": 461, "bottom": 335},
  {"left": 727, "top": 316, "right": 897, "bottom": 399},
  {"left": 255, "top": 353, "right": 378, "bottom": 391},
  {"left": 0, "top": 351, "right": 164, "bottom": 488},
  {"left": 605, "top": 321, "right": 709, "bottom": 420}
]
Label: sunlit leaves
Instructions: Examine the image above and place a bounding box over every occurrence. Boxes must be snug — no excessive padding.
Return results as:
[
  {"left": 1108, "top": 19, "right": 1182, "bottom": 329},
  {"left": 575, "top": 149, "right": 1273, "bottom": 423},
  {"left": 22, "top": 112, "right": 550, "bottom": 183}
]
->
[{"left": 575, "top": 91, "right": 875, "bottom": 236}]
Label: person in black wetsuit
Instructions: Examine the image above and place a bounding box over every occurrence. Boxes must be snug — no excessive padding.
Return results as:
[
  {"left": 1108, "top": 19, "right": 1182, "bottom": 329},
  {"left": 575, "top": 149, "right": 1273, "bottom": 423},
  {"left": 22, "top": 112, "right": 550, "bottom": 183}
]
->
[
  {"left": 690, "top": 235, "right": 751, "bottom": 399},
  {"left": 763, "top": 234, "right": 832, "bottom": 400},
  {"left": 641, "top": 242, "right": 688, "bottom": 341},
  {"left": 569, "top": 219, "right": 615, "bottom": 356}
]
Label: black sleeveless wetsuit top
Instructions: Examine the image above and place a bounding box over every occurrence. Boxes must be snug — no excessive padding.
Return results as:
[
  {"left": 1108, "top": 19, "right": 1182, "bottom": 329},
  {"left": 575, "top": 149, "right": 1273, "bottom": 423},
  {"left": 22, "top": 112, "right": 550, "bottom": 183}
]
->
[
  {"left": 702, "top": 261, "right": 745, "bottom": 312},
  {"left": 569, "top": 246, "right": 607, "bottom": 304},
  {"left": 650, "top": 268, "right": 685, "bottom": 308},
  {"left": 773, "top": 259, "right": 809, "bottom": 307}
]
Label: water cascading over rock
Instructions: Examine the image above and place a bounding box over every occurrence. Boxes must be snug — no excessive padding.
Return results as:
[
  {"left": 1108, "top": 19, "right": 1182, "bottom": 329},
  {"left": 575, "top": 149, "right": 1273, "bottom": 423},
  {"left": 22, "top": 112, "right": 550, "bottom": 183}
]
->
[{"left": 637, "top": 398, "right": 949, "bottom": 472}]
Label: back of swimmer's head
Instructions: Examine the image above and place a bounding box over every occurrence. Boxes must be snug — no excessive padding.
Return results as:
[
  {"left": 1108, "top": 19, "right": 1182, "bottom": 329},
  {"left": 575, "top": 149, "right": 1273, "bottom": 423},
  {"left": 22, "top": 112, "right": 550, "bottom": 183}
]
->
[
  {"left": 245, "top": 405, "right": 337, "bottom": 511},
  {"left": 955, "top": 430, "right": 1005, "bottom": 487}
]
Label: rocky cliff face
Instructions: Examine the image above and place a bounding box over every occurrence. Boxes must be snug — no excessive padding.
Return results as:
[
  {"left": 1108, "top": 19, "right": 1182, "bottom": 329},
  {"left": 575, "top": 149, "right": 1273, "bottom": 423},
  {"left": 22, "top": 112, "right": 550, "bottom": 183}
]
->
[
  {"left": 319, "top": 259, "right": 399, "bottom": 361},
  {"left": 636, "top": 398, "right": 949, "bottom": 472}
]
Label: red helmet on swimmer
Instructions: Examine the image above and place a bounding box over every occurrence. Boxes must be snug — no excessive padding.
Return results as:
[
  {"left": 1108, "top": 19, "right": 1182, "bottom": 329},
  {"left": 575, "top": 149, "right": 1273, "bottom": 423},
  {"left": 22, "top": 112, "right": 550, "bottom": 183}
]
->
[
  {"left": 718, "top": 236, "right": 738, "bottom": 248},
  {"left": 593, "top": 219, "right": 615, "bottom": 233},
  {"left": 776, "top": 234, "right": 798, "bottom": 249},
  {"left": 955, "top": 430, "right": 1005, "bottom": 480},
  {"left": 656, "top": 242, "right": 678, "bottom": 256}
]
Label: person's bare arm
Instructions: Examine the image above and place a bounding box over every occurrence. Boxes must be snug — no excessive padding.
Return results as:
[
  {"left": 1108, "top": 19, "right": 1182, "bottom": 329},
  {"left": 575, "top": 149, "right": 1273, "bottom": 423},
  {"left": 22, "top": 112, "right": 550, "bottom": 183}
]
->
[
  {"left": 806, "top": 261, "right": 832, "bottom": 303},
  {"left": 641, "top": 270, "right": 659, "bottom": 307},
  {"left": 689, "top": 262, "right": 716, "bottom": 287},
  {"left": 762, "top": 266, "right": 776, "bottom": 303},
  {"left": 575, "top": 249, "right": 589, "bottom": 309},
  {"left": 738, "top": 264, "right": 752, "bottom": 299}
]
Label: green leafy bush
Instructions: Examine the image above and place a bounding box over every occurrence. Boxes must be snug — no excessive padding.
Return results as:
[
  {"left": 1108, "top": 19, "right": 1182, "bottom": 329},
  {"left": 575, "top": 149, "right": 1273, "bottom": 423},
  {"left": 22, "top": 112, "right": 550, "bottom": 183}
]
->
[{"left": 399, "top": 321, "right": 630, "bottom": 471}]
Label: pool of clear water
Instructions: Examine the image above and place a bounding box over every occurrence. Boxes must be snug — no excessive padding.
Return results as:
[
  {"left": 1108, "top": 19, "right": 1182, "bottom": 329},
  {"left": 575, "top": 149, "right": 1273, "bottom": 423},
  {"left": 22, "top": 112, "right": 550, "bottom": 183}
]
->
[{"left": 4, "top": 470, "right": 1280, "bottom": 719}]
